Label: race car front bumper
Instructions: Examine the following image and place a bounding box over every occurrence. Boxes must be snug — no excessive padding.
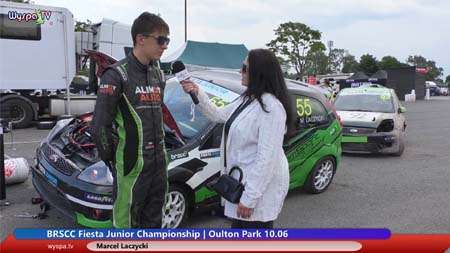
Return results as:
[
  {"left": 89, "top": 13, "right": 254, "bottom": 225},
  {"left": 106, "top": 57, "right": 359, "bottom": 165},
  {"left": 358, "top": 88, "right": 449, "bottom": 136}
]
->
[
  {"left": 32, "top": 146, "right": 113, "bottom": 228},
  {"left": 341, "top": 132, "right": 399, "bottom": 154}
]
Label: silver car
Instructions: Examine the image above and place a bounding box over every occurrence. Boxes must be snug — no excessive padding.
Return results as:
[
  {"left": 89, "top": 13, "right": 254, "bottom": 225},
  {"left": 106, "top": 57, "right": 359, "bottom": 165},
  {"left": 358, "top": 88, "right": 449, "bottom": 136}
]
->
[{"left": 334, "top": 86, "right": 406, "bottom": 156}]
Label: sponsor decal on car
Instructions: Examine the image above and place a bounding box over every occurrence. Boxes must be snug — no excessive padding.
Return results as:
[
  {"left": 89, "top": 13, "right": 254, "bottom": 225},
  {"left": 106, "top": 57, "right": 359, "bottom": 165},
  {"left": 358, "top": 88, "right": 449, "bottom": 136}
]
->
[
  {"left": 200, "top": 150, "right": 221, "bottom": 159},
  {"left": 193, "top": 77, "right": 239, "bottom": 103},
  {"left": 170, "top": 151, "right": 189, "bottom": 161},
  {"left": 287, "top": 134, "right": 324, "bottom": 167},
  {"left": 341, "top": 136, "right": 368, "bottom": 143},
  {"left": 340, "top": 87, "right": 391, "bottom": 96},
  {"left": 84, "top": 193, "right": 114, "bottom": 204}
]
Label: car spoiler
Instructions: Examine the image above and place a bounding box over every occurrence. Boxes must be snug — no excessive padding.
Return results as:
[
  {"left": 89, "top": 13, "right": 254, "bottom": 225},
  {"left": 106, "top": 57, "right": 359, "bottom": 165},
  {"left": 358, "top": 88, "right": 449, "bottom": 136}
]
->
[{"left": 85, "top": 50, "right": 118, "bottom": 78}]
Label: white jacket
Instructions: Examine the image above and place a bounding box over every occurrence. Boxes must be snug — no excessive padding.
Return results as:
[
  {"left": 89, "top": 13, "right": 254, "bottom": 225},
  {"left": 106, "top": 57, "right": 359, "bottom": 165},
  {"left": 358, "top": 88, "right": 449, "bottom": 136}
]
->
[{"left": 197, "top": 88, "right": 290, "bottom": 222}]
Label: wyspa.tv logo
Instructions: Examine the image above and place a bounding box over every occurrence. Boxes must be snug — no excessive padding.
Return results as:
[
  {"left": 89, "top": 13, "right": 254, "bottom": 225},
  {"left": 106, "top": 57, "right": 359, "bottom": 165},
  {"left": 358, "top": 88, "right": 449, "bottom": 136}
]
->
[{"left": 8, "top": 9, "right": 52, "bottom": 25}]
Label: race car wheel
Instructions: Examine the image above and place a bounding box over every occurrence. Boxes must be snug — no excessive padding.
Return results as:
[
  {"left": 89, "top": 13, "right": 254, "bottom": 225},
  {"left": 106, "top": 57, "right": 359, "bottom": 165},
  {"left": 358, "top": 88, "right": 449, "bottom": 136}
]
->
[
  {"left": 162, "top": 184, "right": 191, "bottom": 228},
  {"left": 393, "top": 139, "right": 405, "bottom": 156},
  {"left": 304, "top": 156, "right": 336, "bottom": 194}
]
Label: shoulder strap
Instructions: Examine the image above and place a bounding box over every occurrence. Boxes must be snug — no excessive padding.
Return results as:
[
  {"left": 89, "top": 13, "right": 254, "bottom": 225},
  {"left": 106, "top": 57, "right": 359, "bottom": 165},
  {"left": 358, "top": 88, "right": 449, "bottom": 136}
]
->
[{"left": 223, "top": 98, "right": 253, "bottom": 168}]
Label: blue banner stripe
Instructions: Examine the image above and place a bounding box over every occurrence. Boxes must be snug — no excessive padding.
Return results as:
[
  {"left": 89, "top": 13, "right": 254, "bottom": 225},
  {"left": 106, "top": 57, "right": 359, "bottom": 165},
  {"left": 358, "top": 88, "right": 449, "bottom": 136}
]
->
[{"left": 14, "top": 228, "right": 390, "bottom": 240}]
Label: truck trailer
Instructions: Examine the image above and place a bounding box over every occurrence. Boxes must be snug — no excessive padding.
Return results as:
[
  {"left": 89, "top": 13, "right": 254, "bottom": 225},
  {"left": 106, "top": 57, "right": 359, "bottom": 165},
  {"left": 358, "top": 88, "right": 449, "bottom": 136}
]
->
[{"left": 0, "top": 1, "right": 132, "bottom": 128}]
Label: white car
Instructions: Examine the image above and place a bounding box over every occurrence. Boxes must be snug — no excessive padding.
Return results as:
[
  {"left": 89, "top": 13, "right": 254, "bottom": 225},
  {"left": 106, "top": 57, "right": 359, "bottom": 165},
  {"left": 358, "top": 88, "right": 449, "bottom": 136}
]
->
[{"left": 334, "top": 86, "right": 406, "bottom": 156}]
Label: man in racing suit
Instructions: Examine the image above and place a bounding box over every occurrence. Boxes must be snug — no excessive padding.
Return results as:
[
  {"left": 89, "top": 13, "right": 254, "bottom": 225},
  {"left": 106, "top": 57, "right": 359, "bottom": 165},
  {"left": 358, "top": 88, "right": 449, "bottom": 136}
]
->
[{"left": 92, "top": 12, "right": 170, "bottom": 228}]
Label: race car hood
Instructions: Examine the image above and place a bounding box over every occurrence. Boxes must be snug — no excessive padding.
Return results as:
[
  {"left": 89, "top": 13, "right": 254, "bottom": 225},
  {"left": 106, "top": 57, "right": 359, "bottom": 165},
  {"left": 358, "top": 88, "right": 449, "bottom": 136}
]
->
[{"left": 337, "top": 111, "right": 393, "bottom": 128}]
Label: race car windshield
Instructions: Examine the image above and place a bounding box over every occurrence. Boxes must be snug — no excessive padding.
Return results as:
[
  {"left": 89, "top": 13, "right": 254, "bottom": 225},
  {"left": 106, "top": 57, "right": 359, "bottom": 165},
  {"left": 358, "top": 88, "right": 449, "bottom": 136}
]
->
[
  {"left": 334, "top": 93, "right": 395, "bottom": 113},
  {"left": 164, "top": 77, "right": 239, "bottom": 139}
]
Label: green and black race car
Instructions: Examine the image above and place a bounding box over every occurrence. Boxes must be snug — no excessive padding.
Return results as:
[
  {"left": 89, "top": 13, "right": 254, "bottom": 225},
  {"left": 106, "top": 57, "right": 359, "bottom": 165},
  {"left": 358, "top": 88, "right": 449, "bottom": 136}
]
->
[{"left": 32, "top": 70, "right": 342, "bottom": 228}]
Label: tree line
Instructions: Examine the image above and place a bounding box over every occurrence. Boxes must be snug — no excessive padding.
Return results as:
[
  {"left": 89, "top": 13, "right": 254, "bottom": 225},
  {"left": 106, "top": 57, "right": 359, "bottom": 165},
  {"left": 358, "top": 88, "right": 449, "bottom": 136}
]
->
[
  {"left": 267, "top": 22, "right": 448, "bottom": 85},
  {"left": 13, "top": 0, "right": 446, "bottom": 86}
]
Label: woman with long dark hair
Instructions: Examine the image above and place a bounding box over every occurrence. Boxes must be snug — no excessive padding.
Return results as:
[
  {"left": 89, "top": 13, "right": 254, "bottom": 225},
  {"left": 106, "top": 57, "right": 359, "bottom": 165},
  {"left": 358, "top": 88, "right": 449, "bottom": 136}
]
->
[{"left": 181, "top": 49, "right": 293, "bottom": 228}]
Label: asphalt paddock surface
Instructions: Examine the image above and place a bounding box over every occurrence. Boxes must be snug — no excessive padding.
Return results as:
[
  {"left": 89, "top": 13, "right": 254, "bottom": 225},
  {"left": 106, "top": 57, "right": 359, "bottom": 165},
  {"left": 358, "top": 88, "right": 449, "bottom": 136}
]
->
[{"left": 1, "top": 97, "right": 449, "bottom": 240}]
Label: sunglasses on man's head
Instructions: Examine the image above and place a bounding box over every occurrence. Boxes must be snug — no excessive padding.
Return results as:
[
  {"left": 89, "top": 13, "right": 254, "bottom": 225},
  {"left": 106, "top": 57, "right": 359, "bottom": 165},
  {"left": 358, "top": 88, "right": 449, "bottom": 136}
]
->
[
  {"left": 142, "top": 34, "right": 170, "bottom": 46},
  {"left": 241, "top": 63, "right": 247, "bottom": 73}
]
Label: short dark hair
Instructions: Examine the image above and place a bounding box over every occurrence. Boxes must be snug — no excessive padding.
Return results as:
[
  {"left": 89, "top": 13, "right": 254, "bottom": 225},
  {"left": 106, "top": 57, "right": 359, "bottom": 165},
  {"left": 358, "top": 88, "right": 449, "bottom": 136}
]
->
[
  {"left": 131, "top": 12, "right": 169, "bottom": 46},
  {"left": 244, "top": 49, "right": 295, "bottom": 138}
]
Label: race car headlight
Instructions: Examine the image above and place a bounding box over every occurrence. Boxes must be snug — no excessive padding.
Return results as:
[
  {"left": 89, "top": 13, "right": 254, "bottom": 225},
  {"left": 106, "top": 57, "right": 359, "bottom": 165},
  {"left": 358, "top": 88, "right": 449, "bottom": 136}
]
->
[
  {"left": 377, "top": 119, "right": 395, "bottom": 132},
  {"left": 77, "top": 161, "right": 113, "bottom": 186}
]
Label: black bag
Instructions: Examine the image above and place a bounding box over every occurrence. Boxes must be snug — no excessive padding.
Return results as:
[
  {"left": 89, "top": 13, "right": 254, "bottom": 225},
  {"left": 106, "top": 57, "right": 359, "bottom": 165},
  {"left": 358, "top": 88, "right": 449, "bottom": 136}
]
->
[
  {"left": 207, "top": 167, "right": 244, "bottom": 203},
  {"left": 207, "top": 98, "right": 253, "bottom": 203}
]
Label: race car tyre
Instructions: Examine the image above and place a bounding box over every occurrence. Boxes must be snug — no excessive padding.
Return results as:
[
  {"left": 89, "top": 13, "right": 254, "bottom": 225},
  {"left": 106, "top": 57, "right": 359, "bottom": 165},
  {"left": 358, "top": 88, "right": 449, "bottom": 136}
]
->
[
  {"left": 162, "top": 184, "right": 192, "bottom": 228},
  {"left": 393, "top": 139, "right": 405, "bottom": 157},
  {"left": 304, "top": 156, "right": 336, "bottom": 194}
]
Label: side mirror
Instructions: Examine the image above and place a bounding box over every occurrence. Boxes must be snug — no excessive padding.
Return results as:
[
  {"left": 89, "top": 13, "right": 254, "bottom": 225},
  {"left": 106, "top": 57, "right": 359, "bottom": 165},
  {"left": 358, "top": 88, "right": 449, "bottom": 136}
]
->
[{"left": 398, "top": 106, "right": 406, "bottom": 113}]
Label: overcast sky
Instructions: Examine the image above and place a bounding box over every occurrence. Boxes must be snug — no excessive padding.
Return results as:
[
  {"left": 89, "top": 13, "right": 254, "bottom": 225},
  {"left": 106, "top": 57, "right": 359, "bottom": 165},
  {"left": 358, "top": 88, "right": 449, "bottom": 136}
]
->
[{"left": 35, "top": 0, "right": 450, "bottom": 78}]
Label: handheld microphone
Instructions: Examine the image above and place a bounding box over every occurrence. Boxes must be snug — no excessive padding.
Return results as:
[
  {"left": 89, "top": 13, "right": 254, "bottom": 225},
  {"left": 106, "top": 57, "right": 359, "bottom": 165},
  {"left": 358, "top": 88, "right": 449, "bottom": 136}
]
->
[{"left": 171, "top": 61, "right": 199, "bottom": 104}]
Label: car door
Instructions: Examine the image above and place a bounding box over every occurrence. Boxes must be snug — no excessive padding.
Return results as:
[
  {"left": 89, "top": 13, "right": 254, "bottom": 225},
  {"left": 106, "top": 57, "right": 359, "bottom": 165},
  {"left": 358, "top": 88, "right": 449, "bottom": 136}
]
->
[
  {"left": 183, "top": 78, "right": 239, "bottom": 191},
  {"left": 284, "top": 94, "right": 332, "bottom": 187}
]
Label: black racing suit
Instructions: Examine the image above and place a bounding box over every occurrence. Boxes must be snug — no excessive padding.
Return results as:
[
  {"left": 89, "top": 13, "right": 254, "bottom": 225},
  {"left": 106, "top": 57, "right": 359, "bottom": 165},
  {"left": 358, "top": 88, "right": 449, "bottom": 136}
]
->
[{"left": 92, "top": 52, "right": 167, "bottom": 228}]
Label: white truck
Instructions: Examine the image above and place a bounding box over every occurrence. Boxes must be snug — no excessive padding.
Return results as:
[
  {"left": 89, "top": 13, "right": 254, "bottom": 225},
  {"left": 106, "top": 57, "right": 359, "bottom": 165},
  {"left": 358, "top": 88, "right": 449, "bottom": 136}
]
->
[{"left": 0, "top": 1, "right": 132, "bottom": 128}]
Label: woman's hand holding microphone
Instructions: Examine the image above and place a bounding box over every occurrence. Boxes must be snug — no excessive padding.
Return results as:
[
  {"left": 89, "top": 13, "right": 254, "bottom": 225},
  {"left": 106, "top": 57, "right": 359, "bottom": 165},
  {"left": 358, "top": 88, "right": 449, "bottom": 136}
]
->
[{"left": 181, "top": 80, "right": 199, "bottom": 96}]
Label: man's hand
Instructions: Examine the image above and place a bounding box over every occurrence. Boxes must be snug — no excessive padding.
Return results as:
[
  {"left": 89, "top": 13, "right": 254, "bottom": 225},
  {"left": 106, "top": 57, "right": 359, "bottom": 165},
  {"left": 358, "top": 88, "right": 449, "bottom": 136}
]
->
[
  {"left": 180, "top": 80, "right": 199, "bottom": 95},
  {"left": 237, "top": 202, "right": 253, "bottom": 219}
]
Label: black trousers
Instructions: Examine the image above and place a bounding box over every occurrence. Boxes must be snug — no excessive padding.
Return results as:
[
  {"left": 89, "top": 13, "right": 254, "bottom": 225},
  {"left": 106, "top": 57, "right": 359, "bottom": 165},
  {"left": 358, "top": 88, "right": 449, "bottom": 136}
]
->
[
  {"left": 231, "top": 219, "right": 274, "bottom": 229},
  {"left": 130, "top": 165, "right": 167, "bottom": 228},
  {"left": 109, "top": 149, "right": 167, "bottom": 228}
]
